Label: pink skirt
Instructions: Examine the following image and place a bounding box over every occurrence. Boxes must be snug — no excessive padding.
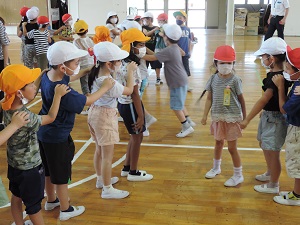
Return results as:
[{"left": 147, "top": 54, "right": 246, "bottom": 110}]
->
[{"left": 210, "top": 121, "right": 242, "bottom": 141}]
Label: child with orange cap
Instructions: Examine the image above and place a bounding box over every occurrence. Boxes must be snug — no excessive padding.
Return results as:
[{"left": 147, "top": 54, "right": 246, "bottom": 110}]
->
[
  {"left": 0, "top": 64, "right": 70, "bottom": 225},
  {"left": 272, "top": 46, "right": 300, "bottom": 206},
  {"left": 201, "top": 45, "right": 246, "bottom": 187},
  {"left": 53, "top": 13, "right": 74, "bottom": 42}
]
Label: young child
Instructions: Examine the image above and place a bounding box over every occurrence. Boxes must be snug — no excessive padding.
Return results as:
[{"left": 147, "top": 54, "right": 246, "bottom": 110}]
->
[
  {"left": 23, "top": 16, "right": 51, "bottom": 70},
  {"left": 240, "top": 37, "right": 291, "bottom": 194},
  {"left": 272, "top": 46, "right": 300, "bottom": 206},
  {"left": 93, "top": 26, "right": 112, "bottom": 44},
  {"left": 53, "top": 13, "right": 74, "bottom": 42},
  {"left": 88, "top": 41, "right": 137, "bottom": 198},
  {"left": 143, "top": 24, "right": 196, "bottom": 138},
  {"left": 134, "top": 15, "right": 143, "bottom": 26},
  {"left": 201, "top": 45, "right": 246, "bottom": 187},
  {"left": 173, "top": 10, "right": 193, "bottom": 91},
  {"left": 117, "top": 28, "right": 153, "bottom": 181},
  {"left": 106, "top": 11, "right": 121, "bottom": 42},
  {"left": 37, "top": 41, "right": 114, "bottom": 221},
  {"left": 0, "top": 64, "right": 70, "bottom": 225},
  {"left": 17, "top": 6, "right": 29, "bottom": 63}
]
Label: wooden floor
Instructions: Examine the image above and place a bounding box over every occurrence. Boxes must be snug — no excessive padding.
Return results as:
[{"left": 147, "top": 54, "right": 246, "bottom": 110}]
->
[{"left": 1, "top": 31, "right": 300, "bottom": 225}]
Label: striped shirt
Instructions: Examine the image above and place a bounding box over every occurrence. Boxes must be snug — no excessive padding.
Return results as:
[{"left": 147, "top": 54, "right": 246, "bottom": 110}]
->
[
  {"left": 27, "top": 30, "right": 49, "bottom": 55},
  {"left": 0, "top": 21, "right": 9, "bottom": 60}
]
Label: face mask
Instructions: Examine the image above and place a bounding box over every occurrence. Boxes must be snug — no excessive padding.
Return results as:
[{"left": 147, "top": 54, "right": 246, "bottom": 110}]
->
[
  {"left": 135, "top": 47, "right": 146, "bottom": 58},
  {"left": 63, "top": 64, "right": 80, "bottom": 76},
  {"left": 176, "top": 19, "right": 184, "bottom": 26},
  {"left": 143, "top": 20, "right": 149, "bottom": 26},
  {"left": 283, "top": 71, "right": 300, "bottom": 81},
  {"left": 19, "top": 91, "right": 29, "bottom": 105},
  {"left": 261, "top": 57, "right": 273, "bottom": 69},
  {"left": 158, "top": 22, "right": 164, "bottom": 27},
  {"left": 66, "top": 20, "right": 73, "bottom": 26},
  {"left": 110, "top": 18, "right": 117, "bottom": 24},
  {"left": 218, "top": 64, "right": 233, "bottom": 75},
  {"left": 108, "top": 63, "right": 121, "bottom": 74}
]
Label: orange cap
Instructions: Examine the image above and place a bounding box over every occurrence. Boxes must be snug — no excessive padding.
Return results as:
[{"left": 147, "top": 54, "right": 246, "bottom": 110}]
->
[
  {"left": 62, "top": 13, "right": 72, "bottom": 23},
  {"left": 214, "top": 45, "right": 236, "bottom": 62},
  {"left": 286, "top": 46, "right": 300, "bottom": 70},
  {"left": 0, "top": 65, "right": 40, "bottom": 110},
  {"left": 37, "top": 16, "right": 49, "bottom": 25},
  {"left": 93, "top": 26, "right": 112, "bottom": 44},
  {"left": 20, "top": 6, "right": 30, "bottom": 17},
  {"left": 157, "top": 13, "right": 168, "bottom": 21},
  {"left": 120, "top": 28, "right": 150, "bottom": 53}
]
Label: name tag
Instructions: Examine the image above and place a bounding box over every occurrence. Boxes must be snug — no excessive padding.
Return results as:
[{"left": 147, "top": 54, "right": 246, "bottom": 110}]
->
[{"left": 223, "top": 88, "right": 231, "bottom": 106}]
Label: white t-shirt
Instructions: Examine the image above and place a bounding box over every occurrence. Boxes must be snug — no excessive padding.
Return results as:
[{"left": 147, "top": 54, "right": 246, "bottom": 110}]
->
[
  {"left": 139, "top": 59, "right": 149, "bottom": 80},
  {"left": 73, "top": 37, "right": 94, "bottom": 67},
  {"left": 271, "top": 0, "right": 290, "bottom": 16},
  {"left": 106, "top": 23, "right": 118, "bottom": 40}
]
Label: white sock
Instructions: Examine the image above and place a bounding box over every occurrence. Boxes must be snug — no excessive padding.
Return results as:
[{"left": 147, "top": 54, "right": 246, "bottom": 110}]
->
[
  {"left": 103, "top": 184, "right": 112, "bottom": 191},
  {"left": 213, "top": 159, "right": 221, "bottom": 171},
  {"left": 233, "top": 166, "right": 243, "bottom": 177},
  {"left": 97, "top": 175, "right": 102, "bottom": 181}
]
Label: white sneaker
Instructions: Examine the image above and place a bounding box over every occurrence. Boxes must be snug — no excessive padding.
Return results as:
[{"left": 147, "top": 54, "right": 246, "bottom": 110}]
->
[
  {"left": 24, "top": 221, "right": 33, "bottom": 225},
  {"left": 118, "top": 116, "right": 124, "bottom": 122},
  {"left": 188, "top": 120, "right": 196, "bottom": 127},
  {"left": 205, "top": 169, "right": 221, "bottom": 179},
  {"left": 59, "top": 206, "right": 85, "bottom": 221},
  {"left": 254, "top": 184, "right": 279, "bottom": 194},
  {"left": 176, "top": 126, "right": 194, "bottom": 138},
  {"left": 187, "top": 86, "right": 193, "bottom": 92},
  {"left": 121, "top": 170, "right": 146, "bottom": 177},
  {"left": 146, "top": 115, "right": 157, "bottom": 128},
  {"left": 255, "top": 172, "right": 270, "bottom": 182},
  {"left": 273, "top": 192, "right": 300, "bottom": 206},
  {"left": 80, "top": 109, "right": 89, "bottom": 115},
  {"left": 127, "top": 171, "right": 153, "bottom": 181},
  {"left": 44, "top": 200, "right": 60, "bottom": 210},
  {"left": 101, "top": 187, "right": 129, "bottom": 199},
  {"left": 96, "top": 177, "right": 119, "bottom": 189},
  {"left": 155, "top": 79, "right": 162, "bottom": 86},
  {"left": 143, "top": 129, "right": 150, "bottom": 137},
  {"left": 224, "top": 175, "right": 244, "bottom": 187}
]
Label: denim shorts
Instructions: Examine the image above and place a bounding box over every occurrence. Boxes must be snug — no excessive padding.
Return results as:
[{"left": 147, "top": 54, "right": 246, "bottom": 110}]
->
[
  {"left": 285, "top": 125, "right": 300, "bottom": 178},
  {"left": 170, "top": 85, "right": 187, "bottom": 110},
  {"left": 257, "top": 110, "right": 287, "bottom": 151}
]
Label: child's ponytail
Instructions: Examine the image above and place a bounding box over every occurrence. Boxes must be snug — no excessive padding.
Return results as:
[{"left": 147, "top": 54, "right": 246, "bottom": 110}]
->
[{"left": 88, "top": 61, "right": 105, "bottom": 91}]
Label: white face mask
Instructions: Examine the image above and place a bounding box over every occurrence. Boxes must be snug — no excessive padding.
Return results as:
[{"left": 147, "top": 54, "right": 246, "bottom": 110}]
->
[
  {"left": 110, "top": 18, "right": 117, "bottom": 24},
  {"left": 283, "top": 71, "right": 300, "bottom": 81},
  {"left": 261, "top": 57, "right": 273, "bottom": 69},
  {"left": 19, "top": 91, "right": 29, "bottom": 105},
  {"left": 63, "top": 64, "right": 80, "bottom": 76},
  {"left": 66, "top": 19, "right": 73, "bottom": 26},
  {"left": 108, "top": 63, "right": 121, "bottom": 74},
  {"left": 143, "top": 20, "right": 149, "bottom": 26},
  {"left": 158, "top": 22, "right": 164, "bottom": 27},
  {"left": 135, "top": 47, "right": 146, "bottom": 58},
  {"left": 218, "top": 64, "right": 233, "bottom": 75}
]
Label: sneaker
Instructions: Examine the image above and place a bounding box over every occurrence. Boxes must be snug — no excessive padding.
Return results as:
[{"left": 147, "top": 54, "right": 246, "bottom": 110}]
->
[
  {"left": 96, "top": 177, "right": 119, "bottom": 189},
  {"left": 255, "top": 172, "right": 270, "bottom": 182},
  {"left": 155, "top": 79, "right": 162, "bottom": 86},
  {"left": 143, "top": 129, "right": 150, "bottom": 137},
  {"left": 127, "top": 171, "right": 153, "bottom": 181},
  {"left": 101, "top": 187, "right": 129, "bottom": 199},
  {"left": 80, "top": 109, "right": 89, "bottom": 115},
  {"left": 273, "top": 192, "right": 300, "bottom": 206},
  {"left": 44, "top": 200, "right": 60, "bottom": 211},
  {"left": 0, "top": 123, "right": 4, "bottom": 131},
  {"left": 279, "top": 191, "right": 290, "bottom": 196},
  {"left": 187, "top": 86, "right": 193, "bottom": 92},
  {"left": 205, "top": 169, "right": 221, "bottom": 179},
  {"left": 254, "top": 184, "right": 279, "bottom": 194},
  {"left": 188, "top": 120, "right": 196, "bottom": 127},
  {"left": 176, "top": 126, "right": 194, "bottom": 138},
  {"left": 121, "top": 169, "right": 146, "bottom": 177},
  {"left": 24, "top": 221, "right": 33, "bottom": 225},
  {"left": 59, "top": 206, "right": 85, "bottom": 221},
  {"left": 118, "top": 116, "right": 124, "bottom": 122},
  {"left": 224, "top": 175, "right": 244, "bottom": 187},
  {"left": 146, "top": 115, "right": 157, "bottom": 128}
]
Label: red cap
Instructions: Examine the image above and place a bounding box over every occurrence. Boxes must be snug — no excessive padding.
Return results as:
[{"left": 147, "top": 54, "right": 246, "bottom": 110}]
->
[
  {"left": 37, "top": 16, "right": 49, "bottom": 25},
  {"left": 62, "top": 13, "right": 72, "bottom": 23},
  {"left": 20, "top": 7, "right": 30, "bottom": 17},
  {"left": 134, "top": 15, "right": 141, "bottom": 20},
  {"left": 286, "top": 46, "right": 300, "bottom": 70},
  {"left": 157, "top": 13, "right": 168, "bottom": 21},
  {"left": 214, "top": 45, "right": 236, "bottom": 62}
]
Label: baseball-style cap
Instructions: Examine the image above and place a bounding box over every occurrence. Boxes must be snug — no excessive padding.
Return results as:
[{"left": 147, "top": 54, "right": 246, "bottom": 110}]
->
[
  {"left": 286, "top": 46, "right": 300, "bottom": 70},
  {"left": 20, "top": 6, "right": 30, "bottom": 17},
  {"left": 173, "top": 10, "right": 187, "bottom": 18},
  {"left": 94, "top": 41, "right": 129, "bottom": 62},
  {"left": 126, "top": 15, "right": 135, "bottom": 20},
  {"left": 26, "top": 6, "right": 39, "bottom": 21},
  {"left": 37, "top": 16, "right": 49, "bottom": 25},
  {"left": 120, "top": 28, "right": 151, "bottom": 53},
  {"left": 62, "top": 13, "right": 72, "bottom": 23},
  {"left": 74, "top": 19, "right": 88, "bottom": 34},
  {"left": 47, "top": 41, "right": 88, "bottom": 66},
  {"left": 93, "top": 26, "right": 112, "bottom": 44},
  {"left": 0, "top": 65, "right": 41, "bottom": 110},
  {"left": 124, "top": 21, "right": 142, "bottom": 31},
  {"left": 214, "top": 45, "right": 236, "bottom": 62},
  {"left": 254, "top": 37, "right": 287, "bottom": 56},
  {"left": 163, "top": 24, "right": 182, "bottom": 41},
  {"left": 134, "top": 15, "right": 141, "bottom": 20},
  {"left": 142, "top": 11, "right": 154, "bottom": 18},
  {"left": 157, "top": 13, "right": 168, "bottom": 21},
  {"left": 107, "top": 11, "right": 117, "bottom": 19}
]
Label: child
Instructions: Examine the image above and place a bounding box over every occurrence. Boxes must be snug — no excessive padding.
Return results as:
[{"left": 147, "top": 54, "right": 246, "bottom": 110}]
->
[
  {"left": 240, "top": 37, "right": 291, "bottom": 193},
  {"left": 0, "top": 64, "right": 70, "bottom": 225},
  {"left": 143, "top": 24, "right": 196, "bottom": 138},
  {"left": 106, "top": 11, "right": 121, "bottom": 42},
  {"left": 201, "top": 45, "right": 246, "bottom": 187},
  {"left": 37, "top": 41, "right": 115, "bottom": 221},
  {"left": 17, "top": 6, "right": 29, "bottom": 63},
  {"left": 23, "top": 16, "right": 51, "bottom": 70},
  {"left": 173, "top": 10, "right": 193, "bottom": 91},
  {"left": 53, "top": 13, "right": 74, "bottom": 42},
  {"left": 88, "top": 41, "right": 137, "bottom": 198},
  {"left": 134, "top": 15, "right": 143, "bottom": 26},
  {"left": 93, "top": 26, "right": 112, "bottom": 44},
  {"left": 272, "top": 46, "right": 300, "bottom": 206},
  {"left": 118, "top": 28, "right": 153, "bottom": 181}
]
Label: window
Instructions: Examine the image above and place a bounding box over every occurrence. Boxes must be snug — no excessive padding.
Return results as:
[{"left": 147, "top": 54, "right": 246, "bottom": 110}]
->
[
  {"left": 127, "top": 0, "right": 145, "bottom": 9},
  {"left": 168, "top": 0, "right": 185, "bottom": 9},
  {"left": 234, "top": 0, "right": 245, "bottom": 4},
  {"left": 247, "top": 0, "right": 260, "bottom": 4},
  {"left": 264, "top": 0, "right": 271, "bottom": 4},
  {"left": 188, "top": 0, "right": 205, "bottom": 10},
  {"left": 147, "top": 0, "right": 164, "bottom": 9},
  {"left": 188, "top": 10, "right": 205, "bottom": 28}
]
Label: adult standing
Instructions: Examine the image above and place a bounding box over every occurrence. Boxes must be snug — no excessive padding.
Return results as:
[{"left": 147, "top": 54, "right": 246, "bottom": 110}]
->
[{"left": 264, "top": 0, "right": 290, "bottom": 40}]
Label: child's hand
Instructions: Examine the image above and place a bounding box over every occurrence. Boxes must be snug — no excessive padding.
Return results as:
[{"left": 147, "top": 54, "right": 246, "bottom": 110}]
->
[
  {"left": 127, "top": 62, "right": 138, "bottom": 72},
  {"left": 272, "top": 74, "right": 284, "bottom": 88},
  {"left": 201, "top": 117, "right": 207, "bottom": 125},
  {"left": 239, "top": 120, "right": 248, "bottom": 129},
  {"left": 294, "top": 86, "right": 300, "bottom": 95},
  {"left": 22, "top": 22, "right": 27, "bottom": 26},
  {"left": 102, "top": 78, "right": 115, "bottom": 90},
  {"left": 54, "top": 84, "right": 71, "bottom": 97},
  {"left": 10, "top": 111, "right": 30, "bottom": 129},
  {"left": 132, "top": 117, "right": 144, "bottom": 133}
]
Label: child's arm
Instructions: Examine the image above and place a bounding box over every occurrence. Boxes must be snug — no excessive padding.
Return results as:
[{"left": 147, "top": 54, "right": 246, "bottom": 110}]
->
[
  {"left": 122, "top": 62, "right": 137, "bottom": 95},
  {"left": 142, "top": 54, "right": 157, "bottom": 61},
  {"left": 201, "top": 91, "right": 212, "bottom": 125},
  {"left": 41, "top": 84, "right": 70, "bottom": 125},
  {"left": 69, "top": 67, "right": 93, "bottom": 82},
  {"left": 53, "top": 25, "right": 66, "bottom": 35},
  {"left": 143, "top": 27, "right": 159, "bottom": 37},
  {"left": 272, "top": 75, "right": 287, "bottom": 114},
  {"left": 0, "top": 111, "right": 29, "bottom": 146},
  {"left": 146, "top": 47, "right": 154, "bottom": 55},
  {"left": 17, "top": 25, "right": 23, "bottom": 38},
  {"left": 238, "top": 93, "right": 247, "bottom": 122},
  {"left": 178, "top": 46, "right": 186, "bottom": 56},
  {"left": 22, "top": 22, "right": 28, "bottom": 36},
  {"left": 131, "top": 85, "right": 144, "bottom": 133}
]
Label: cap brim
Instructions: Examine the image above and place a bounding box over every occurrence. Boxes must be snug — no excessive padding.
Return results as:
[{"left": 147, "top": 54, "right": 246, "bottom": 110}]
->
[
  {"left": 30, "top": 68, "right": 42, "bottom": 83},
  {"left": 115, "top": 50, "right": 129, "bottom": 61},
  {"left": 254, "top": 49, "right": 264, "bottom": 56},
  {"left": 67, "top": 49, "right": 88, "bottom": 61},
  {"left": 286, "top": 46, "right": 295, "bottom": 67},
  {"left": 173, "top": 12, "right": 182, "bottom": 18}
]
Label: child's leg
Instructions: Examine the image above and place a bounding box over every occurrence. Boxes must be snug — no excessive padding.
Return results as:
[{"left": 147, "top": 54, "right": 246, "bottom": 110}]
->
[
  {"left": 56, "top": 184, "right": 70, "bottom": 211},
  {"left": 182, "top": 107, "right": 196, "bottom": 127},
  {"left": 101, "top": 144, "right": 114, "bottom": 186},
  {"left": 128, "top": 133, "right": 143, "bottom": 171},
  {"left": 173, "top": 109, "right": 186, "bottom": 123},
  {"left": 45, "top": 177, "right": 56, "bottom": 202},
  {"left": 94, "top": 144, "right": 102, "bottom": 177},
  {"left": 294, "top": 178, "right": 300, "bottom": 195},
  {"left": 205, "top": 140, "right": 224, "bottom": 178},
  {"left": 28, "top": 211, "right": 44, "bottom": 225},
  {"left": 11, "top": 194, "right": 23, "bottom": 225},
  {"left": 268, "top": 151, "right": 281, "bottom": 185},
  {"left": 227, "top": 140, "right": 241, "bottom": 168}
]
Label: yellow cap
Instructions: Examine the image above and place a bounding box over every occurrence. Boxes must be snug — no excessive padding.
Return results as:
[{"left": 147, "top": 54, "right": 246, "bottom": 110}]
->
[
  {"left": 173, "top": 10, "right": 187, "bottom": 19},
  {"left": 74, "top": 19, "right": 88, "bottom": 34},
  {"left": 120, "top": 28, "right": 150, "bottom": 53}
]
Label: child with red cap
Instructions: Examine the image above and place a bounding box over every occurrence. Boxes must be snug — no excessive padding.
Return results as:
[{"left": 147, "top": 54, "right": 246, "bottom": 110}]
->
[
  {"left": 201, "top": 45, "right": 246, "bottom": 187},
  {"left": 272, "top": 46, "right": 300, "bottom": 206},
  {"left": 53, "top": 13, "right": 74, "bottom": 42},
  {"left": 17, "top": 6, "right": 29, "bottom": 63}
]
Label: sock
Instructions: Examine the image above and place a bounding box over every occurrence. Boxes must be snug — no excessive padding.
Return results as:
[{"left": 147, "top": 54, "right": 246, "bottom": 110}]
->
[
  {"left": 129, "top": 170, "right": 141, "bottom": 175},
  {"left": 181, "top": 120, "right": 190, "bottom": 130},
  {"left": 233, "top": 166, "right": 243, "bottom": 177},
  {"left": 293, "top": 191, "right": 300, "bottom": 198},
  {"left": 264, "top": 171, "right": 270, "bottom": 176},
  {"left": 157, "top": 78, "right": 161, "bottom": 81},
  {"left": 97, "top": 175, "right": 102, "bottom": 181},
  {"left": 103, "top": 184, "right": 112, "bottom": 191},
  {"left": 213, "top": 159, "right": 221, "bottom": 171},
  {"left": 122, "top": 165, "right": 130, "bottom": 172},
  {"left": 48, "top": 197, "right": 59, "bottom": 203},
  {"left": 267, "top": 182, "right": 279, "bottom": 188},
  {"left": 62, "top": 205, "right": 74, "bottom": 212}
]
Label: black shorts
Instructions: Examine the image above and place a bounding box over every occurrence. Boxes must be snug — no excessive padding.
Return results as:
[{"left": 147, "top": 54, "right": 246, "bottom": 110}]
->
[
  {"left": 8, "top": 164, "right": 45, "bottom": 215},
  {"left": 182, "top": 56, "right": 191, "bottom": 76},
  {"left": 118, "top": 102, "right": 146, "bottom": 134},
  {"left": 39, "top": 135, "right": 75, "bottom": 184},
  {"left": 146, "top": 60, "right": 162, "bottom": 69}
]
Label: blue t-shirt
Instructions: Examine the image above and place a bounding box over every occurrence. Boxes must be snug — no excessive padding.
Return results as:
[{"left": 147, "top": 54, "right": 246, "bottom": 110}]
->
[
  {"left": 283, "top": 82, "right": 300, "bottom": 127},
  {"left": 177, "top": 26, "right": 191, "bottom": 57},
  {"left": 37, "top": 72, "right": 86, "bottom": 143}
]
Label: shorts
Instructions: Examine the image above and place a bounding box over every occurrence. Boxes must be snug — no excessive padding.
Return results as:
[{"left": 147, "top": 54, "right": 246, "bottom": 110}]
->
[
  {"left": 118, "top": 102, "right": 146, "bottom": 135},
  {"left": 182, "top": 56, "right": 191, "bottom": 76},
  {"left": 39, "top": 136, "right": 75, "bottom": 184},
  {"left": 146, "top": 60, "right": 162, "bottom": 69},
  {"left": 210, "top": 121, "right": 242, "bottom": 141},
  {"left": 88, "top": 105, "right": 119, "bottom": 146},
  {"left": 285, "top": 125, "right": 300, "bottom": 178},
  {"left": 8, "top": 164, "right": 44, "bottom": 215},
  {"left": 170, "top": 85, "right": 187, "bottom": 110},
  {"left": 257, "top": 111, "right": 287, "bottom": 151}
]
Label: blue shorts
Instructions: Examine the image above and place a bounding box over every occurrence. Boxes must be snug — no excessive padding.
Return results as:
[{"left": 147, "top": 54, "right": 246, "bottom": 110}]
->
[
  {"left": 257, "top": 110, "right": 288, "bottom": 151},
  {"left": 170, "top": 85, "right": 187, "bottom": 110}
]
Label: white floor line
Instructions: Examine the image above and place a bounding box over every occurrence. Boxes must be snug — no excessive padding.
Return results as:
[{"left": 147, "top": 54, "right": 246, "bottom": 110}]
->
[
  {"left": 26, "top": 98, "right": 42, "bottom": 108},
  {"left": 72, "top": 137, "right": 93, "bottom": 164}
]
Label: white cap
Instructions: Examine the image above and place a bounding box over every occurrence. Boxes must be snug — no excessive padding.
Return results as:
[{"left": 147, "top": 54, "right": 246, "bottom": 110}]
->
[
  {"left": 126, "top": 14, "right": 135, "bottom": 20},
  {"left": 26, "top": 6, "right": 39, "bottom": 21},
  {"left": 143, "top": 11, "right": 154, "bottom": 18},
  {"left": 47, "top": 41, "right": 88, "bottom": 66},
  {"left": 94, "top": 41, "right": 129, "bottom": 62},
  {"left": 254, "top": 37, "right": 287, "bottom": 56},
  {"left": 107, "top": 11, "right": 117, "bottom": 19},
  {"left": 124, "top": 21, "right": 142, "bottom": 31},
  {"left": 163, "top": 24, "right": 182, "bottom": 41}
]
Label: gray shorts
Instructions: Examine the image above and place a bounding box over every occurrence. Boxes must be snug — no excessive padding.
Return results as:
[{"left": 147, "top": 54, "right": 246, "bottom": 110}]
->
[
  {"left": 285, "top": 125, "right": 300, "bottom": 178},
  {"left": 257, "top": 111, "right": 287, "bottom": 151},
  {"left": 170, "top": 85, "right": 187, "bottom": 110}
]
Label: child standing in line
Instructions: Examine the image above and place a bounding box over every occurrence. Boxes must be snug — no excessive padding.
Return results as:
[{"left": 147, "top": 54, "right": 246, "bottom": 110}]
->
[
  {"left": 106, "top": 11, "right": 121, "bottom": 42},
  {"left": 88, "top": 41, "right": 137, "bottom": 198},
  {"left": 53, "top": 13, "right": 74, "bottom": 42},
  {"left": 17, "top": 6, "right": 29, "bottom": 63},
  {"left": 0, "top": 64, "right": 70, "bottom": 225},
  {"left": 240, "top": 37, "right": 291, "bottom": 194},
  {"left": 37, "top": 41, "right": 115, "bottom": 221},
  {"left": 118, "top": 28, "right": 153, "bottom": 181},
  {"left": 201, "top": 45, "right": 246, "bottom": 187},
  {"left": 143, "top": 24, "right": 196, "bottom": 138},
  {"left": 272, "top": 46, "right": 300, "bottom": 206}
]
